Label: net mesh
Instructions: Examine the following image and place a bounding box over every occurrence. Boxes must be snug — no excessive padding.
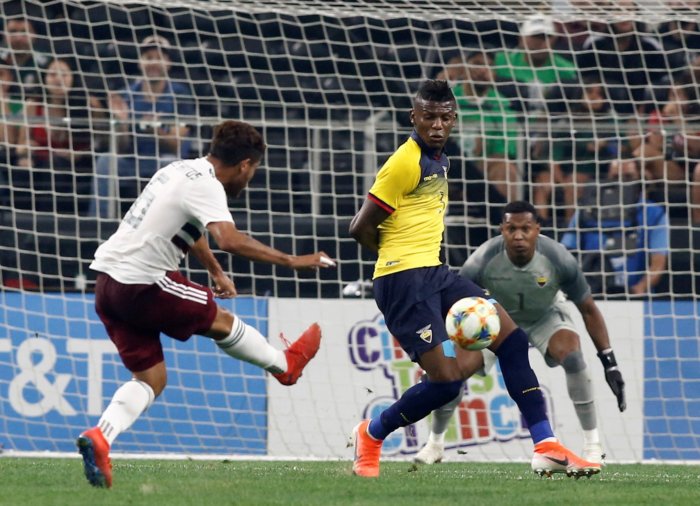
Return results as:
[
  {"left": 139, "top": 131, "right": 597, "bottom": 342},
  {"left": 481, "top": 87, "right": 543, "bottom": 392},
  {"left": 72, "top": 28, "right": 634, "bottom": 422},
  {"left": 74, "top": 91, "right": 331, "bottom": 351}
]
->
[{"left": 0, "top": 0, "right": 698, "bottom": 462}]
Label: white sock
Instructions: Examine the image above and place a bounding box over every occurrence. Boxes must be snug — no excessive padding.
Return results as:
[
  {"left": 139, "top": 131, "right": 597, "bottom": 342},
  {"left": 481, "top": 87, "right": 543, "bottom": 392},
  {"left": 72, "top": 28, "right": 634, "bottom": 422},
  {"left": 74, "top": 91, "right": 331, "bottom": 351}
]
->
[
  {"left": 428, "top": 430, "right": 446, "bottom": 446},
  {"left": 98, "top": 379, "right": 155, "bottom": 446},
  {"left": 429, "top": 384, "right": 464, "bottom": 445},
  {"left": 216, "top": 316, "right": 287, "bottom": 374},
  {"left": 583, "top": 429, "right": 600, "bottom": 446}
]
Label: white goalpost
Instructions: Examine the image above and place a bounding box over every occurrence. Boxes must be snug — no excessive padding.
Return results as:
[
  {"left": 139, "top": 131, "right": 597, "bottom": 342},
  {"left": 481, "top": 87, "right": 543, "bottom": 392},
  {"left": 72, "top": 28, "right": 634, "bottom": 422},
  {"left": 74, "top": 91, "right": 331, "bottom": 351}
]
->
[{"left": 1, "top": 0, "right": 699, "bottom": 464}]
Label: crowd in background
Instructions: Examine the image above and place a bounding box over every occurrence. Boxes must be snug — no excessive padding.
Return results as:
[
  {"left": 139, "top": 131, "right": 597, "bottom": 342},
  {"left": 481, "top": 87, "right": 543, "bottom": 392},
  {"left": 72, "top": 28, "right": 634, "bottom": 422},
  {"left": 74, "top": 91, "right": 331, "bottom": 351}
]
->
[{"left": 1, "top": 6, "right": 699, "bottom": 296}]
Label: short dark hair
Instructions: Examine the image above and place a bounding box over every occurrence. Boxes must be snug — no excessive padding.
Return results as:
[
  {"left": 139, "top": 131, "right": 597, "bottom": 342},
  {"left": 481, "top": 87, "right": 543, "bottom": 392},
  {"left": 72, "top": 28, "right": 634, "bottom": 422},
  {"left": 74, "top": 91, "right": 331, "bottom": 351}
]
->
[
  {"left": 464, "top": 44, "right": 497, "bottom": 64},
  {"left": 415, "top": 79, "right": 455, "bottom": 104},
  {"left": 209, "top": 120, "right": 266, "bottom": 166},
  {"left": 502, "top": 201, "right": 539, "bottom": 222}
]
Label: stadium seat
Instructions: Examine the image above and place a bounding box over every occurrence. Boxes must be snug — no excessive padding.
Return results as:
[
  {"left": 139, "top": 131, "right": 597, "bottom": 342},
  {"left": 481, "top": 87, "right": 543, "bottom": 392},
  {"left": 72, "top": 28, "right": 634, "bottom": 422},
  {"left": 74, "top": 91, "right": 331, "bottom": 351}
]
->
[{"left": 0, "top": 212, "right": 118, "bottom": 291}]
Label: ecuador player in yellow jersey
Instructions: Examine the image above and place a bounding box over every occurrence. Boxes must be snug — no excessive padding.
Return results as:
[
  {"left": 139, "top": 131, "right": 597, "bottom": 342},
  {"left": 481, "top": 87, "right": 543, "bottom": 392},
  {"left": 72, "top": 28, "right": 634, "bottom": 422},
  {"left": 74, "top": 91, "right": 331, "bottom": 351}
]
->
[{"left": 349, "top": 80, "right": 600, "bottom": 479}]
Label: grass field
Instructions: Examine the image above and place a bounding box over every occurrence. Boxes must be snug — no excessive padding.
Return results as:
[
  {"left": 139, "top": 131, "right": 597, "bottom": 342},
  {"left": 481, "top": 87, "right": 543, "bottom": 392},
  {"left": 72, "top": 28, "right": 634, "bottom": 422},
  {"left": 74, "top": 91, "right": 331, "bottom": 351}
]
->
[{"left": 1, "top": 458, "right": 699, "bottom": 506}]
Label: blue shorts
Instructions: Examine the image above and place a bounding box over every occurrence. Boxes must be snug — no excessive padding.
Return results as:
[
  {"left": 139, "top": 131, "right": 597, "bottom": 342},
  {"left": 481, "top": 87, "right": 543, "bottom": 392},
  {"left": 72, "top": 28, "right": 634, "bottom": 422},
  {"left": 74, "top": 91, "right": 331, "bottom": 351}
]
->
[{"left": 373, "top": 265, "right": 488, "bottom": 362}]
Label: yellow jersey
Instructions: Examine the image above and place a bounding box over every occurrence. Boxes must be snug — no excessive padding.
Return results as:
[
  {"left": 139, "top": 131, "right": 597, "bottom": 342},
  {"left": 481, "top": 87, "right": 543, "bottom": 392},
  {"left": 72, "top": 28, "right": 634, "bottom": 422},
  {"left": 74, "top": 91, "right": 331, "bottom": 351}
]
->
[{"left": 368, "top": 131, "right": 449, "bottom": 278}]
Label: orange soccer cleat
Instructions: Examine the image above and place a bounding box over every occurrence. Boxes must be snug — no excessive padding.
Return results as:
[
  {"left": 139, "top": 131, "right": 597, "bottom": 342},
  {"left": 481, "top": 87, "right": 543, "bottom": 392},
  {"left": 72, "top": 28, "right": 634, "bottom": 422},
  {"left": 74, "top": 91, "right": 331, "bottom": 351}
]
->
[
  {"left": 351, "top": 419, "right": 383, "bottom": 478},
  {"left": 76, "top": 427, "right": 113, "bottom": 488},
  {"left": 273, "top": 322, "right": 321, "bottom": 386},
  {"left": 532, "top": 440, "right": 601, "bottom": 479}
]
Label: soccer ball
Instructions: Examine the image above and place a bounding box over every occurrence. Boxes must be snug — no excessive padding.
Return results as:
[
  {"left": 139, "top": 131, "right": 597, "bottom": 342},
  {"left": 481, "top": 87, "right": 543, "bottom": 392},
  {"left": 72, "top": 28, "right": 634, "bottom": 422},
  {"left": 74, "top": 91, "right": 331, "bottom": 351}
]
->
[{"left": 445, "top": 296, "right": 500, "bottom": 351}]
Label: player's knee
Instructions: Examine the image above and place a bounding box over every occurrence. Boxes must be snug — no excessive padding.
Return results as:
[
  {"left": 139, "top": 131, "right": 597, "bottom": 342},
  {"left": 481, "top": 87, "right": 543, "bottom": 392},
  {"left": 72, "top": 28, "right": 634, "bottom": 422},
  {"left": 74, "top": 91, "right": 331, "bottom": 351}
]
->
[
  {"left": 561, "top": 350, "right": 587, "bottom": 374},
  {"left": 440, "top": 382, "right": 465, "bottom": 410},
  {"left": 494, "top": 327, "right": 528, "bottom": 358},
  {"left": 207, "top": 307, "right": 235, "bottom": 339},
  {"left": 134, "top": 368, "right": 167, "bottom": 398}
]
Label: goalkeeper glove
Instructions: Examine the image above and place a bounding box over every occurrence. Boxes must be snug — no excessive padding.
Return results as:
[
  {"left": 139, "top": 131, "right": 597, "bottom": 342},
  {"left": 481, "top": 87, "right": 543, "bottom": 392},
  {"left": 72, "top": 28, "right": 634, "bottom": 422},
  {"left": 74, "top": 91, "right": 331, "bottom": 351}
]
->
[{"left": 598, "top": 348, "right": 626, "bottom": 412}]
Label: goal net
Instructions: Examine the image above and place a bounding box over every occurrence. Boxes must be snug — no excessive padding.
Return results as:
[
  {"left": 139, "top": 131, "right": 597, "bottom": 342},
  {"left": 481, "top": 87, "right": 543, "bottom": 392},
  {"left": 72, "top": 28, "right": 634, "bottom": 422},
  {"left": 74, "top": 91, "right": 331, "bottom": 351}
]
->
[{"left": 1, "top": 0, "right": 698, "bottom": 464}]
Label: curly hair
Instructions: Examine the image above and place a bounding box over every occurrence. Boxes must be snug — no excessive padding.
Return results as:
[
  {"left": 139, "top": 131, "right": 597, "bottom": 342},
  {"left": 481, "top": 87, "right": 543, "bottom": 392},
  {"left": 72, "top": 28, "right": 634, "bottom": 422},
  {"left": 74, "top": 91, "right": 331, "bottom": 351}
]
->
[{"left": 209, "top": 120, "right": 267, "bottom": 166}]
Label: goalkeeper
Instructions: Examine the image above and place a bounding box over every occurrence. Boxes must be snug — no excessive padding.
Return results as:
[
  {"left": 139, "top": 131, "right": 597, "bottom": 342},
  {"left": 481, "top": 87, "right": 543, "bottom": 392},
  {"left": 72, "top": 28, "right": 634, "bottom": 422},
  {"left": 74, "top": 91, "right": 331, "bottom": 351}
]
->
[{"left": 415, "top": 200, "right": 626, "bottom": 465}]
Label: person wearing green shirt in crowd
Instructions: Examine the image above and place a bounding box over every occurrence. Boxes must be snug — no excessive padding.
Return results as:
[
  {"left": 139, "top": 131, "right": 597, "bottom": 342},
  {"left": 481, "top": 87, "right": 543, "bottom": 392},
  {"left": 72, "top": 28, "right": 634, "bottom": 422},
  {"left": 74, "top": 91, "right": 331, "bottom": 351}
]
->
[
  {"left": 453, "top": 48, "right": 520, "bottom": 205},
  {"left": 493, "top": 14, "right": 580, "bottom": 225},
  {"left": 534, "top": 76, "right": 626, "bottom": 224},
  {"left": 493, "top": 14, "right": 579, "bottom": 114}
]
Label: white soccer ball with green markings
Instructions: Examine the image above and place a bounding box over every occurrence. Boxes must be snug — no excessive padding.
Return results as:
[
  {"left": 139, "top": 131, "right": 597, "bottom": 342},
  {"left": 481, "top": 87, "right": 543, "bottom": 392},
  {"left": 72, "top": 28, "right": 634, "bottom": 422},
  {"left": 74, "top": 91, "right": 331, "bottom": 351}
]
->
[{"left": 445, "top": 296, "right": 500, "bottom": 351}]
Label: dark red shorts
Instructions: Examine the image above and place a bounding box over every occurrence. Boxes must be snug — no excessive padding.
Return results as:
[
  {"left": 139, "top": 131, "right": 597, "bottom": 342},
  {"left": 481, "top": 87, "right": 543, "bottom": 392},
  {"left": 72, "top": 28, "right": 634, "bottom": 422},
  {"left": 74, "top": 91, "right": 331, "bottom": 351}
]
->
[{"left": 94, "top": 271, "right": 217, "bottom": 372}]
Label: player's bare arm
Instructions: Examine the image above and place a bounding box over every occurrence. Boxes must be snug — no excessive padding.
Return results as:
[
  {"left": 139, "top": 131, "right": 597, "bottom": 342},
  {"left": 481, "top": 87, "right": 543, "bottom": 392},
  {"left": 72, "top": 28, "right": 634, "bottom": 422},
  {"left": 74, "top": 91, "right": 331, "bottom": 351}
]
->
[
  {"left": 349, "top": 198, "right": 391, "bottom": 252},
  {"left": 190, "top": 236, "right": 237, "bottom": 298},
  {"left": 207, "top": 220, "right": 335, "bottom": 270},
  {"left": 576, "top": 295, "right": 626, "bottom": 412},
  {"left": 631, "top": 252, "right": 667, "bottom": 295},
  {"left": 576, "top": 296, "right": 611, "bottom": 352}
]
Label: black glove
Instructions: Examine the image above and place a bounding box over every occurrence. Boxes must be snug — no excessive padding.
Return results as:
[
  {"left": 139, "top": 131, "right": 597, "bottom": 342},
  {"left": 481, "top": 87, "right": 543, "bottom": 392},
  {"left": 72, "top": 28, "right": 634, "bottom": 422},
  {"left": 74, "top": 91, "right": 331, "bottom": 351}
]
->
[{"left": 598, "top": 348, "right": 626, "bottom": 412}]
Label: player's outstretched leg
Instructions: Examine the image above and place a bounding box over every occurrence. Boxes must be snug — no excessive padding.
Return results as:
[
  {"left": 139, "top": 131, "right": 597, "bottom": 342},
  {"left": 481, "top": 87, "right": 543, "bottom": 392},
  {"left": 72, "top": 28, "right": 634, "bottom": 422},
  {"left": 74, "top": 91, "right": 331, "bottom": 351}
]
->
[
  {"left": 531, "top": 440, "right": 601, "bottom": 478},
  {"left": 76, "top": 427, "right": 112, "bottom": 488},
  {"left": 350, "top": 419, "right": 383, "bottom": 478},
  {"left": 273, "top": 323, "right": 321, "bottom": 386}
]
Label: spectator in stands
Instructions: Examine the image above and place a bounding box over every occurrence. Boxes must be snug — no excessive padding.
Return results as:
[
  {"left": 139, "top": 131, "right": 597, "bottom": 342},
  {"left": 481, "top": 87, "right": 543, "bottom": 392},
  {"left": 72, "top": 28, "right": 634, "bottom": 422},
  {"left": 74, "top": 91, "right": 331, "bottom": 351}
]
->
[
  {"left": 0, "top": 62, "right": 23, "bottom": 207},
  {"left": 14, "top": 58, "right": 105, "bottom": 214},
  {"left": 0, "top": 16, "right": 48, "bottom": 101},
  {"left": 0, "top": 62, "right": 22, "bottom": 161},
  {"left": 532, "top": 76, "right": 625, "bottom": 224},
  {"left": 577, "top": 0, "right": 686, "bottom": 114},
  {"left": 492, "top": 14, "right": 580, "bottom": 226},
  {"left": 90, "top": 34, "right": 194, "bottom": 218},
  {"left": 435, "top": 53, "right": 468, "bottom": 86},
  {"left": 452, "top": 47, "right": 520, "bottom": 207},
  {"left": 561, "top": 159, "right": 669, "bottom": 296},
  {"left": 552, "top": 19, "right": 606, "bottom": 63},
  {"left": 658, "top": 14, "right": 700, "bottom": 65},
  {"left": 630, "top": 71, "right": 700, "bottom": 224},
  {"left": 493, "top": 14, "right": 579, "bottom": 115}
]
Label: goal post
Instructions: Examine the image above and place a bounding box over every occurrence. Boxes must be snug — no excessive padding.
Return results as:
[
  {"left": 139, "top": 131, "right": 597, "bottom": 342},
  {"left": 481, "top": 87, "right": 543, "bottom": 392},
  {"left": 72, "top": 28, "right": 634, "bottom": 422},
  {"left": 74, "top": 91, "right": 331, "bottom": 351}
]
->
[{"left": 1, "top": 0, "right": 699, "bottom": 463}]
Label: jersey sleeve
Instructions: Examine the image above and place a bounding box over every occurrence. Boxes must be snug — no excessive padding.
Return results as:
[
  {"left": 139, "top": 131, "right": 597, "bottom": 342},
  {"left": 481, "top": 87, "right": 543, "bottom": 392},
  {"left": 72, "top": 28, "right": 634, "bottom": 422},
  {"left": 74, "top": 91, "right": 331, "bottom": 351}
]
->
[
  {"left": 541, "top": 236, "right": 591, "bottom": 303},
  {"left": 460, "top": 237, "right": 499, "bottom": 283},
  {"left": 183, "top": 177, "right": 235, "bottom": 227},
  {"left": 368, "top": 148, "right": 421, "bottom": 211}
]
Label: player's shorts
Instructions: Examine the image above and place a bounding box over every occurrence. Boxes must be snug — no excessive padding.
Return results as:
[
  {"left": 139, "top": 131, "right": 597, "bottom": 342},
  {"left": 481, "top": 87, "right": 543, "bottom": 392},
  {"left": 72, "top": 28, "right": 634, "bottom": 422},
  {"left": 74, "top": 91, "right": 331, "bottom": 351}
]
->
[
  {"left": 94, "top": 271, "right": 217, "bottom": 372},
  {"left": 480, "top": 291, "right": 577, "bottom": 374},
  {"left": 373, "top": 264, "right": 488, "bottom": 362}
]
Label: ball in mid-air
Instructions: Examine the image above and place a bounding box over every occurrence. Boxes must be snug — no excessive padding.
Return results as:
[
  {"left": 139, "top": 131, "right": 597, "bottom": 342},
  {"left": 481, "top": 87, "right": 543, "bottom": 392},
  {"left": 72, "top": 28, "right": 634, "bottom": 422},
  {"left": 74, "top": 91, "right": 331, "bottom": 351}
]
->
[{"left": 445, "top": 296, "right": 500, "bottom": 351}]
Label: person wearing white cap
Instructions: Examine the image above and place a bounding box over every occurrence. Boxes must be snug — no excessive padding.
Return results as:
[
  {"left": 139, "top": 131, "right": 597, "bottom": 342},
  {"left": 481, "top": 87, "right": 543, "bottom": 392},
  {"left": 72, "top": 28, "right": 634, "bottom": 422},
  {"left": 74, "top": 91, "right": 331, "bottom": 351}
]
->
[
  {"left": 492, "top": 14, "right": 580, "bottom": 225},
  {"left": 493, "top": 13, "right": 578, "bottom": 113}
]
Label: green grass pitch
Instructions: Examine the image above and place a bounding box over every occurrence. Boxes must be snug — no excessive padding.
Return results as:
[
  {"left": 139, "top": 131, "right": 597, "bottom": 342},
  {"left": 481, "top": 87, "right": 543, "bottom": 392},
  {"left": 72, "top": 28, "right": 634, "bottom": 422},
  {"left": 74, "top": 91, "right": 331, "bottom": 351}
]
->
[{"left": 0, "top": 458, "right": 698, "bottom": 506}]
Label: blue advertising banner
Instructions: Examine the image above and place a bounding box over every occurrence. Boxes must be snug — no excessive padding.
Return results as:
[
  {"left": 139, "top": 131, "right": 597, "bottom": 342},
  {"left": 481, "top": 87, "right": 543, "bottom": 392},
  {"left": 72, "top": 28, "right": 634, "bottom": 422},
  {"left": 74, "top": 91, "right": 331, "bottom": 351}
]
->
[
  {"left": 644, "top": 301, "right": 700, "bottom": 461},
  {"left": 0, "top": 292, "right": 268, "bottom": 454}
]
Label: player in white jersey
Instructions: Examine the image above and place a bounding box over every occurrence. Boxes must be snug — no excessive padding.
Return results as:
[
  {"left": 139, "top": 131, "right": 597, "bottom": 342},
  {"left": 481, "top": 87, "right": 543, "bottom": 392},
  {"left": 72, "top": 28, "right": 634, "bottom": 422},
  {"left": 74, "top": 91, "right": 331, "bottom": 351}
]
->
[
  {"left": 77, "top": 120, "right": 336, "bottom": 488},
  {"left": 415, "top": 201, "right": 626, "bottom": 466}
]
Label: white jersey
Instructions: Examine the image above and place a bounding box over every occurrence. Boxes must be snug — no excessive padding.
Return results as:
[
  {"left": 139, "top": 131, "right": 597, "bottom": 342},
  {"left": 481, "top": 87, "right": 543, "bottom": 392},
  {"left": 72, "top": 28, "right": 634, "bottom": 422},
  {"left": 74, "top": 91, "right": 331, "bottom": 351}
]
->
[{"left": 90, "top": 157, "right": 234, "bottom": 284}]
